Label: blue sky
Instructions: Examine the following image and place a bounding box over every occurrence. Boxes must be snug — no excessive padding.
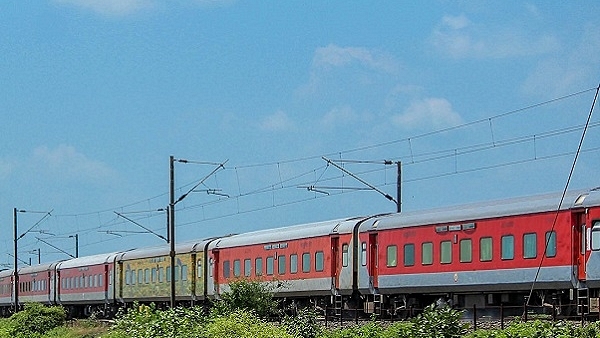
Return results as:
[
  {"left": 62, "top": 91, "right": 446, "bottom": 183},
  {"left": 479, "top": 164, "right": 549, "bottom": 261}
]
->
[{"left": 1, "top": 1, "right": 599, "bottom": 266}]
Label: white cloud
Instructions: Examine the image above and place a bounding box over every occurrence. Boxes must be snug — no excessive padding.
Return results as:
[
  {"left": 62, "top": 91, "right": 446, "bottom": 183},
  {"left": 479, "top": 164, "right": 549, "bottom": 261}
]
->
[
  {"left": 313, "top": 44, "right": 399, "bottom": 74},
  {"left": 320, "top": 106, "right": 358, "bottom": 128},
  {"left": 430, "top": 14, "right": 559, "bottom": 59},
  {"left": 54, "top": 0, "right": 155, "bottom": 16},
  {"left": 32, "top": 145, "right": 115, "bottom": 180},
  {"left": 522, "top": 23, "right": 600, "bottom": 96},
  {"left": 392, "top": 98, "right": 463, "bottom": 130},
  {"left": 258, "top": 110, "right": 295, "bottom": 132}
]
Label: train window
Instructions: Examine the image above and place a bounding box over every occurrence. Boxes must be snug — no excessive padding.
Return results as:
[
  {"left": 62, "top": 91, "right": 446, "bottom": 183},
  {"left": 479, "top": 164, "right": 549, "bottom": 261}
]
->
[
  {"left": 151, "top": 268, "right": 157, "bottom": 283},
  {"left": 266, "top": 256, "right": 274, "bottom": 275},
  {"left": 290, "top": 254, "right": 298, "bottom": 274},
  {"left": 422, "top": 242, "right": 433, "bottom": 265},
  {"left": 255, "top": 257, "right": 263, "bottom": 276},
  {"left": 387, "top": 245, "right": 397, "bottom": 267},
  {"left": 459, "top": 239, "right": 472, "bottom": 263},
  {"left": 137, "top": 270, "right": 143, "bottom": 284},
  {"left": 278, "top": 255, "right": 286, "bottom": 275},
  {"left": 175, "top": 266, "right": 180, "bottom": 282},
  {"left": 182, "top": 265, "right": 188, "bottom": 281},
  {"left": 342, "top": 244, "right": 349, "bottom": 267},
  {"left": 233, "top": 259, "right": 241, "bottom": 277},
  {"left": 582, "top": 225, "right": 587, "bottom": 255},
  {"left": 315, "top": 251, "right": 324, "bottom": 272},
  {"left": 145, "top": 269, "right": 150, "bottom": 284},
  {"left": 523, "top": 233, "right": 537, "bottom": 259},
  {"left": 222, "top": 261, "right": 230, "bottom": 279},
  {"left": 244, "top": 259, "right": 252, "bottom": 277},
  {"left": 440, "top": 241, "right": 452, "bottom": 264},
  {"left": 159, "top": 267, "right": 164, "bottom": 283},
  {"left": 501, "top": 235, "right": 514, "bottom": 260},
  {"left": 81, "top": 276, "right": 85, "bottom": 288},
  {"left": 197, "top": 260, "right": 203, "bottom": 279},
  {"left": 302, "top": 253, "right": 310, "bottom": 273},
  {"left": 361, "top": 242, "right": 367, "bottom": 266},
  {"left": 404, "top": 244, "right": 415, "bottom": 266},
  {"left": 592, "top": 223, "right": 600, "bottom": 251},
  {"left": 480, "top": 237, "right": 492, "bottom": 262},
  {"left": 166, "top": 266, "right": 171, "bottom": 282},
  {"left": 99, "top": 274, "right": 103, "bottom": 287}
]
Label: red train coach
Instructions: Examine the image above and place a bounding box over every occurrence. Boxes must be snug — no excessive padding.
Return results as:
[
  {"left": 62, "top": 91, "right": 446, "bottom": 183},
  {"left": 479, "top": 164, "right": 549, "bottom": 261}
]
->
[
  {"left": 0, "top": 269, "right": 13, "bottom": 316},
  {"left": 207, "top": 216, "right": 368, "bottom": 306},
  {"left": 17, "top": 262, "right": 60, "bottom": 307},
  {"left": 357, "top": 188, "right": 600, "bottom": 316},
  {"left": 56, "top": 252, "right": 123, "bottom": 317}
]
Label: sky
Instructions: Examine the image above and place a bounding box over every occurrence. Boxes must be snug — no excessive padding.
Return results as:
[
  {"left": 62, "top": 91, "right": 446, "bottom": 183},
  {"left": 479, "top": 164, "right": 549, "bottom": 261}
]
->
[{"left": 1, "top": 1, "right": 599, "bottom": 266}]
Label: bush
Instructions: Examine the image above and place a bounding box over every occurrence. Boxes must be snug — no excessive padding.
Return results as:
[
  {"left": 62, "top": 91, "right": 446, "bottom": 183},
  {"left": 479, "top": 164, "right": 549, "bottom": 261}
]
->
[
  {"left": 206, "top": 309, "right": 291, "bottom": 338},
  {"left": 110, "top": 302, "right": 207, "bottom": 338},
  {"left": 282, "top": 307, "right": 322, "bottom": 338},
  {"left": 211, "top": 279, "right": 280, "bottom": 319},
  {"left": 3, "top": 303, "right": 66, "bottom": 338},
  {"left": 410, "top": 304, "right": 468, "bottom": 338}
]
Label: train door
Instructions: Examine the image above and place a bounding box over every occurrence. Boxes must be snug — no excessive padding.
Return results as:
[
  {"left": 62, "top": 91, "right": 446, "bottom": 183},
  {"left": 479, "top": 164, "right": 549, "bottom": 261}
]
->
[
  {"left": 331, "top": 236, "right": 340, "bottom": 289},
  {"left": 573, "top": 211, "right": 587, "bottom": 281},
  {"left": 212, "top": 250, "right": 220, "bottom": 295},
  {"left": 369, "top": 233, "right": 379, "bottom": 288},
  {"left": 117, "top": 261, "right": 124, "bottom": 301}
]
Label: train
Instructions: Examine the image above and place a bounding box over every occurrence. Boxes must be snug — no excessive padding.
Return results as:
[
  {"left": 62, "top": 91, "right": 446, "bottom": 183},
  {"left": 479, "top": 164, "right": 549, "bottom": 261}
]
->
[{"left": 1, "top": 187, "right": 600, "bottom": 318}]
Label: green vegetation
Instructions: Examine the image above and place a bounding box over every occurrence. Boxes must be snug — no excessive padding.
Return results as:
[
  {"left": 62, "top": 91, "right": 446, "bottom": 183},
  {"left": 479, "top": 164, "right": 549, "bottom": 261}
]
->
[{"left": 2, "top": 285, "right": 600, "bottom": 337}]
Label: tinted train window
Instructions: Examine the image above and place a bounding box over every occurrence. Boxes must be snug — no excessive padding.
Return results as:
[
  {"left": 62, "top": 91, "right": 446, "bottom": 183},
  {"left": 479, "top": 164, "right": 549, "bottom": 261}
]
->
[
  {"left": 404, "top": 244, "right": 415, "bottom": 266},
  {"left": 182, "top": 265, "right": 188, "bottom": 281},
  {"left": 223, "top": 261, "right": 230, "bottom": 279},
  {"left": 166, "top": 267, "right": 171, "bottom": 282},
  {"left": 255, "top": 257, "right": 263, "bottom": 276},
  {"left": 197, "top": 260, "right": 203, "bottom": 279},
  {"left": 342, "top": 244, "right": 349, "bottom": 267},
  {"left": 151, "top": 268, "right": 157, "bottom": 283},
  {"left": 440, "top": 241, "right": 452, "bottom": 264},
  {"left": 460, "top": 239, "right": 472, "bottom": 263},
  {"left": 159, "top": 267, "right": 164, "bottom": 282},
  {"left": 315, "top": 251, "right": 324, "bottom": 272},
  {"left": 244, "top": 259, "right": 251, "bottom": 277},
  {"left": 290, "top": 254, "right": 298, "bottom": 274},
  {"left": 422, "top": 242, "right": 433, "bottom": 265},
  {"left": 386, "top": 245, "right": 397, "bottom": 267},
  {"left": 266, "top": 256, "right": 274, "bottom": 275},
  {"left": 302, "top": 253, "right": 310, "bottom": 273},
  {"left": 233, "top": 260, "right": 241, "bottom": 277},
  {"left": 145, "top": 269, "right": 150, "bottom": 284},
  {"left": 523, "top": 233, "right": 537, "bottom": 259},
  {"left": 125, "top": 270, "right": 131, "bottom": 285},
  {"left": 480, "top": 237, "right": 492, "bottom": 262},
  {"left": 137, "top": 270, "right": 143, "bottom": 284},
  {"left": 501, "top": 235, "right": 514, "bottom": 260},
  {"left": 278, "top": 255, "right": 286, "bottom": 275},
  {"left": 361, "top": 242, "right": 367, "bottom": 266},
  {"left": 591, "top": 223, "right": 600, "bottom": 251}
]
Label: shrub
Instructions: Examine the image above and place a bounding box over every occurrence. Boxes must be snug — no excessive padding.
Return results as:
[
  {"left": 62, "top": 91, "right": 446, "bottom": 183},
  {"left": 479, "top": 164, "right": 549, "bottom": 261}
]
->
[
  {"left": 110, "top": 302, "right": 207, "bottom": 338},
  {"left": 4, "top": 303, "right": 66, "bottom": 338},
  {"left": 410, "top": 304, "right": 468, "bottom": 338},
  {"left": 206, "top": 309, "right": 291, "bottom": 338},
  {"left": 211, "top": 279, "right": 280, "bottom": 319},
  {"left": 282, "top": 307, "right": 322, "bottom": 338}
]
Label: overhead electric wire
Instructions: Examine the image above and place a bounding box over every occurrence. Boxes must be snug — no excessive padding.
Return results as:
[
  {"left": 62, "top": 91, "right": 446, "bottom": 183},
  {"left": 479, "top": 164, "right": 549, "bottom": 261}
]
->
[
  {"left": 9, "top": 87, "right": 599, "bottom": 256},
  {"left": 525, "top": 84, "right": 599, "bottom": 308}
]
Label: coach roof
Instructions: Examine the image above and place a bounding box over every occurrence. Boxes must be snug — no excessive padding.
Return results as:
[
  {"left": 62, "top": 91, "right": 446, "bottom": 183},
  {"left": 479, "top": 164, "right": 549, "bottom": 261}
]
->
[{"left": 367, "top": 188, "right": 597, "bottom": 231}]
